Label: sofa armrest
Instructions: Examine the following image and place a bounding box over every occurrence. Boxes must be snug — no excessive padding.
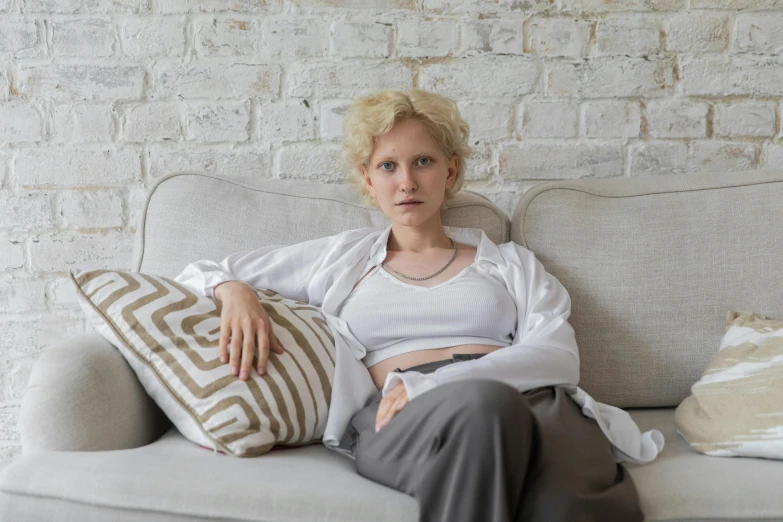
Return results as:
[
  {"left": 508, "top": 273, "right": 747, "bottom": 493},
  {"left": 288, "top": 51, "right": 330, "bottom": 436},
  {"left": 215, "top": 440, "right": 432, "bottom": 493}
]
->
[{"left": 20, "top": 332, "right": 171, "bottom": 455}]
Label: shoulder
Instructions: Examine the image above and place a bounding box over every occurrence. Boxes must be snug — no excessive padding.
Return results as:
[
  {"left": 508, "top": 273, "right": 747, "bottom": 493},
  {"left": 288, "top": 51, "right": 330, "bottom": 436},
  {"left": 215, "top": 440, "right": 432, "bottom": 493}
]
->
[{"left": 496, "top": 241, "right": 536, "bottom": 268}]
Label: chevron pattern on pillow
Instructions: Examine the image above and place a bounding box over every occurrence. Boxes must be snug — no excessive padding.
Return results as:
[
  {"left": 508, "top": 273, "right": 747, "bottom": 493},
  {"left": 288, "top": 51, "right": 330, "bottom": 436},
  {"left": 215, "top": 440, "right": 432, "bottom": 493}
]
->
[{"left": 70, "top": 269, "right": 336, "bottom": 457}]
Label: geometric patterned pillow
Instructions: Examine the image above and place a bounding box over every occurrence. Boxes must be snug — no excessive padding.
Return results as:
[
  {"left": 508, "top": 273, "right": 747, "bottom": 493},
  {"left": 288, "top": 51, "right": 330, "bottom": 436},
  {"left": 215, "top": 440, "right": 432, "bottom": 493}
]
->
[
  {"left": 674, "top": 310, "right": 783, "bottom": 459},
  {"left": 70, "top": 269, "right": 336, "bottom": 457}
]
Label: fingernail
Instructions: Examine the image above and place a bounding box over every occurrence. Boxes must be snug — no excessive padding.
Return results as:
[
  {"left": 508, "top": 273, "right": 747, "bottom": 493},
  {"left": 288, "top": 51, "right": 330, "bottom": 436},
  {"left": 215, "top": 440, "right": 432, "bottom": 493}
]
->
[
  {"left": 220, "top": 355, "right": 227, "bottom": 363},
  {"left": 258, "top": 366, "right": 265, "bottom": 376},
  {"left": 231, "top": 366, "right": 237, "bottom": 376},
  {"left": 240, "top": 370, "right": 248, "bottom": 380},
  {"left": 375, "top": 423, "right": 380, "bottom": 432}
]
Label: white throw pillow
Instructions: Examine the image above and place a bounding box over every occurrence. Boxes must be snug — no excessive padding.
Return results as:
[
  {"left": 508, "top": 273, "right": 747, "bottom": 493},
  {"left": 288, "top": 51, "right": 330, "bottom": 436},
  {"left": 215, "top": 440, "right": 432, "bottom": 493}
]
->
[{"left": 675, "top": 310, "right": 783, "bottom": 459}]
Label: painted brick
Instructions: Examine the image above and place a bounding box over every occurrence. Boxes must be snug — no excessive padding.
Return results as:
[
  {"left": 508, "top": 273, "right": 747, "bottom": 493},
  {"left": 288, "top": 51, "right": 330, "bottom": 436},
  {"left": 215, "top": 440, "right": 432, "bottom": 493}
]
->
[
  {"left": 259, "top": 101, "right": 316, "bottom": 143},
  {"left": 629, "top": 141, "right": 690, "bottom": 175},
  {"left": 420, "top": 56, "right": 538, "bottom": 97},
  {"left": 499, "top": 142, "right": 623, "bottom": 179},
  {"left": 332, "top": 20, "right": 391, "bottom": 58},
  {"left": 595, "top": 15, "right": 661, "bottom": 55},
  {"left": 528, "top": 17, "right": 590, "bottom": 58},
  {"left": 735, "top": 13, "right": 783, "bottom": 54},
  {"left": 195, "top": 17, "right": 256, "bottom": 57},
  {"left": 0, "top": 277, "right": 46, "bottom": 312},
  {"left": 0, "top": 102, "right": 43, "bottom": 142},
  {"left": 547, "top": 56, "right": 675, "bottom": 98},
  {"left": 457, "top": 101, "right": 515, "bottom": 140},
  {"left": 18, "top": 65, "right": 144, "bottom": 101},
  {"left": 158, "top": 0, "right": 279, "bottom": 13},
  {"left": 681, "top": 55, "right": 783, "bottom": 96},
  {"left": 0, "top": 191, "right": 53, "bottom": 230},
  {"left": 0, "top": 20, "right": 44, "bottom": 59},
  {"left": 277, "top": 143, "right": 345, "bottom": 183},
  {"left": 51, "top": 103, "right": 115, "bottom": 143},
  {"left": 518, "top": 100, "right": 578, "bottom": 139},
  {"left": 29, "top": 232, "right": 135, "bottom": 273},
  {"left": 123, "top": 102, "right": 181, "bottom": 142},
  {"left": 261, "top": 17, "right": 329, "bottom": 58},
  {"left": 666, "top": 12, "right": 730, "bottom": 53},
  {"left": 146, "top": 145, "right": 270, "bottom": 185},
  {"left": 0, "top": 237, "right": 24, "bottom": 271},
  {"left": 396, "top": 18, "right": 459, "bottom": 57},
  {"left": 23, "top": 0, "right": 146, "bottom": 13},
  {"left": 288, "top": 61, "right": 412, "bottom": 98},
  {"left": 714, "top": 101, "right": 776, "bottom": 138},
  {"left": 16, "top": 148, "right": 140, "bottom": 188},
  {"left": 58, "top": 189, "right": 125, "bottom": 229},
  {"left": 319, "top": 99, "right": 351, "bottom": 141},
  {"left": 461, "top": 19, "right": 524, "bottom": 55},
  {"left": 646, "top": 98, "right": 709, "bottom": 138},
  {"left": 185, "top": 101, "right": 250, "bottom": 142},
  {"left": 120, "top": 17, "right": 186, "bottom": 58},
  {"left": 154, "top": 63, "right": 281, "bottom": 99},
  {"left": 52, "top": 19, "right": 115, "bottom": 57},
  {"left": 585, "top": 100, "right": 641, "bottom": 138}
]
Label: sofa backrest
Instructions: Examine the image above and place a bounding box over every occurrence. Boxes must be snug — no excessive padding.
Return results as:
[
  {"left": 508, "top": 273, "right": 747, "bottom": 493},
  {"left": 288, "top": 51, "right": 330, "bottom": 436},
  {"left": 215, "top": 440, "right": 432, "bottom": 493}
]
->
[
  {"left": 512, "top": 169, "right": 783, "bottom": 409},
  {"left": 133, "top": 172, "right": 510, "bottom": 278}
]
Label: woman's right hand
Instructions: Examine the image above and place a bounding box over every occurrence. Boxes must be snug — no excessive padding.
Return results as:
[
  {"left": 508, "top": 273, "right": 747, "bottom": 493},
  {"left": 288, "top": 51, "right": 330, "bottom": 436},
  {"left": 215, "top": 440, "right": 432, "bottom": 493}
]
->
[{"left": 214, "top": 281, "right": 285, "bottom": 380}]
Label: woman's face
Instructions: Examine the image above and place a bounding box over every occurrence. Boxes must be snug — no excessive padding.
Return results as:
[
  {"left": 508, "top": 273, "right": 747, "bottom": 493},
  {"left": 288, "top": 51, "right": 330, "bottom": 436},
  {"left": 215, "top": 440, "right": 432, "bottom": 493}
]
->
[{"left": 361, "top": 118, "right": 458, "bottom": 226}]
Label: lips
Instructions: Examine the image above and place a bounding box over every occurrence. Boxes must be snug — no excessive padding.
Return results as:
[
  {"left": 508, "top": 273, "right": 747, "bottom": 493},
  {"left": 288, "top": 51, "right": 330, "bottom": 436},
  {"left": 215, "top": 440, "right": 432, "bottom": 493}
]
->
[{"left": 397, "top": 201, "right": 422, "bottom": 205}]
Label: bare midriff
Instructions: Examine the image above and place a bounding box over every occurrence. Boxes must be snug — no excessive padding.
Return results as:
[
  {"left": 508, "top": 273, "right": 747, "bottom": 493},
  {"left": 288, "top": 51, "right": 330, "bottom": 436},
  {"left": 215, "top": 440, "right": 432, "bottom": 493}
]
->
[{"left": 367, "top": 343, "right": 504, "bottom": 391}]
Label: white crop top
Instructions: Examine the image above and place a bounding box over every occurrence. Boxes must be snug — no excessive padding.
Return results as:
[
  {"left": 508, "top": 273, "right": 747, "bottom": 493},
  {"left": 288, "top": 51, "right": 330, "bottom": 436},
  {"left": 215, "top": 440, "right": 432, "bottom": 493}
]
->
[{"left": 337, "top": 261, "right": 518, "bottom": 368}]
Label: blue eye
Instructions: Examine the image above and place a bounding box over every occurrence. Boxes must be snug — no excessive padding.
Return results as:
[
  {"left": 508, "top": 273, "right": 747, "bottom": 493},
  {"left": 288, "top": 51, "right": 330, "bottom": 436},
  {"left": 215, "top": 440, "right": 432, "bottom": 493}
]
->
[
  {"left": 418, "top": 157, "right": 431, "bottom": 166},
  {"left": 380, "top": 162, "right": 393, "bottom": 171}
]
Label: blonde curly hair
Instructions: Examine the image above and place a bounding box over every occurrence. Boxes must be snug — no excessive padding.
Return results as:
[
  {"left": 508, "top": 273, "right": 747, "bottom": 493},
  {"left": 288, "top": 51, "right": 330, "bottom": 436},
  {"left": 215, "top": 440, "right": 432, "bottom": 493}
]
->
[{"left": 341, "top": 89, "right": 472, "bottom": 211}]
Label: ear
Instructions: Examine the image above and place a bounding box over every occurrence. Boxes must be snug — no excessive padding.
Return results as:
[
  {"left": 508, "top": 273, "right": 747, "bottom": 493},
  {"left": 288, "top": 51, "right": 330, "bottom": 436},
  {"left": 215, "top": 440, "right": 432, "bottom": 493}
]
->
[
  {"left": 446, "top": 154, "right": 458, "bottom": 189},
  {"left": 361, "top": 164, "right": 375, "bottom": 198}
]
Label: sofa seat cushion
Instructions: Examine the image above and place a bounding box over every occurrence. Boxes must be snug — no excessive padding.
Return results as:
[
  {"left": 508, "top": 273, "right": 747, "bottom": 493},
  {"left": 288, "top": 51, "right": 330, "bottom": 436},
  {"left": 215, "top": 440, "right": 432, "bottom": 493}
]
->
[
  {"left": 627, "top": 408, "right": 783, "bottom": 521},
  {"left": 3, "top": 409, "right": 783, "bottom": 522},
  {"left": 0, "top": 426, "right": 417, "bottom": 522}
]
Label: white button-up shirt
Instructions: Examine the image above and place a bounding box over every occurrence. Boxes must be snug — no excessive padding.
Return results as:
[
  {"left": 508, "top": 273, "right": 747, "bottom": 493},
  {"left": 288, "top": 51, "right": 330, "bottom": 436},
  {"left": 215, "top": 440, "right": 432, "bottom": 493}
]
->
[{"left": 174, "top": 224, "right": 665, "bottom": 464}]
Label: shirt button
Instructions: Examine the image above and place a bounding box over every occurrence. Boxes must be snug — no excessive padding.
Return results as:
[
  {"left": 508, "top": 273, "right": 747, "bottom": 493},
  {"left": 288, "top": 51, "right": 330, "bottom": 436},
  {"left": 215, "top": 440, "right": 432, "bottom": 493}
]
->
[{"left": 478, "top": 260, "right": 492, "bottom": 271}]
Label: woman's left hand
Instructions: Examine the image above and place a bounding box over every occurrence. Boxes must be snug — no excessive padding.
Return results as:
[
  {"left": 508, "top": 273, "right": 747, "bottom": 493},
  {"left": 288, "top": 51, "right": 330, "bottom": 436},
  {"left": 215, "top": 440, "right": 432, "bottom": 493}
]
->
[{"left": 375, "top": 382, "right": 409, "bottom": 432}]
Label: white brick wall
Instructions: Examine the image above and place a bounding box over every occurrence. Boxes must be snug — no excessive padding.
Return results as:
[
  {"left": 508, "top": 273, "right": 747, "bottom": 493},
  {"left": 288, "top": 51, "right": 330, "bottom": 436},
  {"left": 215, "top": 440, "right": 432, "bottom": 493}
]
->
[{"left": 1, "top": 0, "right": 782, "bottom": 471}]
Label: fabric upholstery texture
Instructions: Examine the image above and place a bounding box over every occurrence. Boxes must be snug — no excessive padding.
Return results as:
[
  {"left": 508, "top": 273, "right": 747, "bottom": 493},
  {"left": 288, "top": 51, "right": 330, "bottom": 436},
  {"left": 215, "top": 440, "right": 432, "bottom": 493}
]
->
[
  {"left": 674, "top": 310, "right": 783, "bottom": 459},
  {"left": 71, "top": 268, "right": 336, "bottom": 457},
  {"left": 2, "top": 410, "right": 783, "bottom": 522},
  {"left": 512, "top": 168, "right": 783, "bottom": 409}
]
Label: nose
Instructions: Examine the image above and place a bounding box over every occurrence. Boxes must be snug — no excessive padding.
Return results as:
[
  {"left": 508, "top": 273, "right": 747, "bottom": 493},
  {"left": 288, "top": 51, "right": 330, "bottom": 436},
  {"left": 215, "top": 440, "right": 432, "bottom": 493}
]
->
[{"left": 398, "top": 165, "right": 417, "bottom": 193}]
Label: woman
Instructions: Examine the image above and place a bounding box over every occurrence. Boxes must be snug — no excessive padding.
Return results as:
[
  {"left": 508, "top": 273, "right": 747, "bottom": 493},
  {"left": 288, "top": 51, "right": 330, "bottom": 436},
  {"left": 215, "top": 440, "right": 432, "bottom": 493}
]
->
[{"left": 175, "top": 89, "right": 661, "bottom": 522}]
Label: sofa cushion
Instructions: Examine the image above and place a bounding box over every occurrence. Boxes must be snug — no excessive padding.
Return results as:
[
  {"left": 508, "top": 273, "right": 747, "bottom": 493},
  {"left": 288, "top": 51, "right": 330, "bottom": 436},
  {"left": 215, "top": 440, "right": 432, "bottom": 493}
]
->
[
  {"left": 71, "top": 268, "right": 336, "bottom": 457},
  {"left": 3, "top": 410, "right": 783, "bottom": 522},
  {"left": 674, "top": 310, "right": 783, "bottom": 459},
  {"left": 512, "top": 169, "right": 783, "bottom": 408},
  {"left": 0, "top": 426, "right": 418, "bottom": 522},
  {"left": 626, "top": 408, "right": 783, "bottom": 521}
]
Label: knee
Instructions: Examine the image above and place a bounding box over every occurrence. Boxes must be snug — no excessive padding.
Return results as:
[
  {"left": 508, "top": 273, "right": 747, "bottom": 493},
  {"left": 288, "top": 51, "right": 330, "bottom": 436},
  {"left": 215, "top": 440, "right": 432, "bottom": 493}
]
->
[{"left": 450, "top": 380, "right": 532, "bottom": 424}]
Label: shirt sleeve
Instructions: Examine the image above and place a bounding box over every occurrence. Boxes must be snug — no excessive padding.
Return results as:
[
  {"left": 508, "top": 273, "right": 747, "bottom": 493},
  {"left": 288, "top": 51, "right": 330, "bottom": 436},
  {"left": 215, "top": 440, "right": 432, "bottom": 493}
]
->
[
  {"left": 172, "top": 232, "right": 351, "bottom": 305},
  {"left": 381, "top": 242, "right": 580, "bottom": 401}
]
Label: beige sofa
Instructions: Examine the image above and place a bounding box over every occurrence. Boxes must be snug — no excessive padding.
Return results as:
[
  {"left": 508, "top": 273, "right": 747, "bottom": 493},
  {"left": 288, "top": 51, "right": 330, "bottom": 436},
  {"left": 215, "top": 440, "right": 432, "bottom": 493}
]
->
[{"left": 2, "top": 169, "right": 783, "bottom": 522}]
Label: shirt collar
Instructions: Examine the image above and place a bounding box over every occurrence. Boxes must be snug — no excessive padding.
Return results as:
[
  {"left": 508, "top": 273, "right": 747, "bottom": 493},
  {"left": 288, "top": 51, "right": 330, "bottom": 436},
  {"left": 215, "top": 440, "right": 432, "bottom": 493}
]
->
[{"left": 367, "top": 223, "right": 507, "bottom": 269}]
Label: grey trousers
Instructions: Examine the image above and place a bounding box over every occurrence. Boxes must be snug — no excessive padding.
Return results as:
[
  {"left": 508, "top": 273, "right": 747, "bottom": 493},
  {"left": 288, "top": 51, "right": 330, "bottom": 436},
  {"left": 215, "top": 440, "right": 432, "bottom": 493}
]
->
[{"left": 341, "top": 354, "right": 644, "bottom": 522}]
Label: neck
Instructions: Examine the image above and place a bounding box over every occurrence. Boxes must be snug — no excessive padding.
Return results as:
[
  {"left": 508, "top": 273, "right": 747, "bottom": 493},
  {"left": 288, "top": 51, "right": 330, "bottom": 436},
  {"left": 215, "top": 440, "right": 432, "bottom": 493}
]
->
[{"left": 386, "top": 218, "right": 452, "bottom": 254}]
